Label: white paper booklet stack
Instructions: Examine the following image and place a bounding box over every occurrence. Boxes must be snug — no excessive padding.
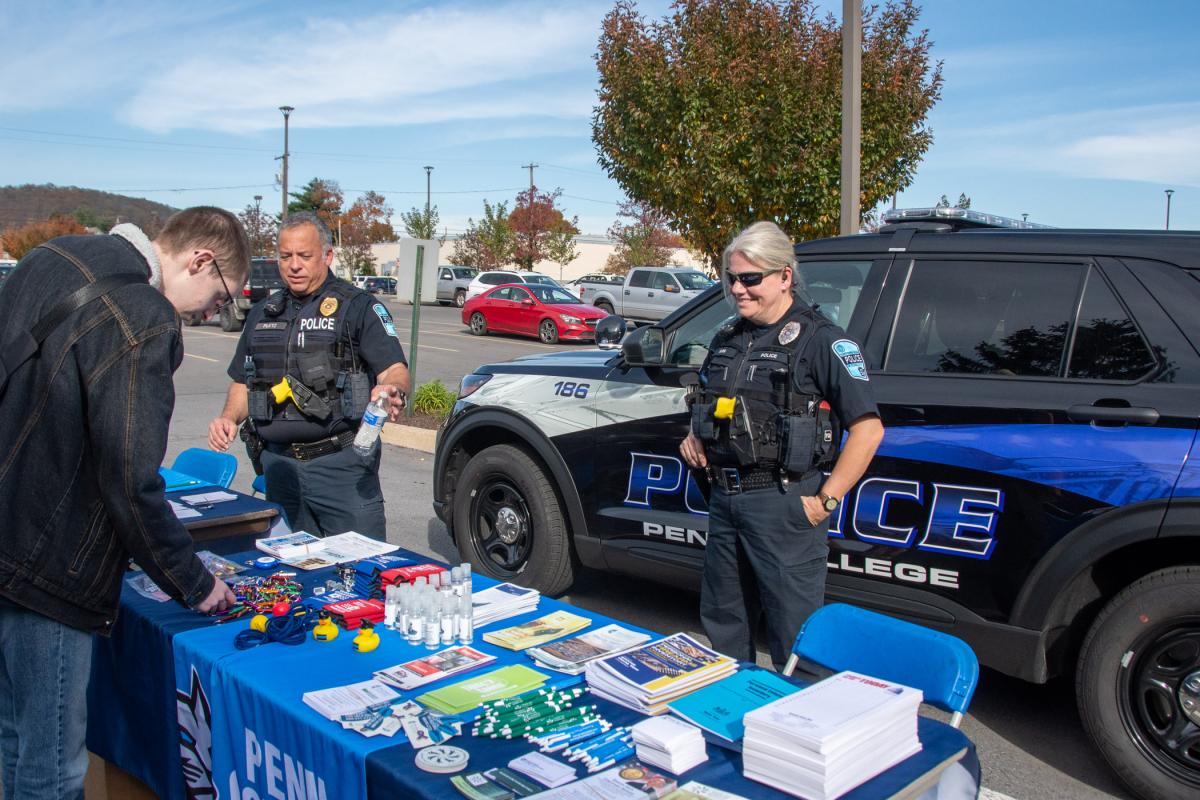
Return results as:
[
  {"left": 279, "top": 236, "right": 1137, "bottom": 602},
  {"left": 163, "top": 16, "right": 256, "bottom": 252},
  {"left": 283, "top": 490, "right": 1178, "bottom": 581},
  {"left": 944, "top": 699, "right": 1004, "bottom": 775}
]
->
[
  {"left": 742, "top": 671, "right": 923, "bottom": 800},
  {"left": 632, "top": 716, "right": 708, "bottom": 775},
  {"left": 585, "top": 633, "right": 738, "bottom": 715},
  {"left": 471, "top": 582, "right": 540, "bottom": 627}
]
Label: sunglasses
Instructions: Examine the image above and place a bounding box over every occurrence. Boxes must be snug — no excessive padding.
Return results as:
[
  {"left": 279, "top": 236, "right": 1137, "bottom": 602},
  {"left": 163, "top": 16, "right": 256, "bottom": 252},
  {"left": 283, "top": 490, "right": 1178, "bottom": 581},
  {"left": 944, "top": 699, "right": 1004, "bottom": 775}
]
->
[{"left": 725, "top": 270, "right": 768, "bottom": 287}]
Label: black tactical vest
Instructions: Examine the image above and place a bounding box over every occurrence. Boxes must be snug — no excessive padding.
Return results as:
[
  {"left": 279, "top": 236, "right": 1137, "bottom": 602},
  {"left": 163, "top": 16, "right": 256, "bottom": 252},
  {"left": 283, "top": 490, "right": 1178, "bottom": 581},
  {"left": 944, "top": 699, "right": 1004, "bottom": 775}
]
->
[
  {"left": 693, "top": 303, "right": 834, "bottom": 472},
  {"left": 244, "top": 281, "right": 370, "bottom": 424}
]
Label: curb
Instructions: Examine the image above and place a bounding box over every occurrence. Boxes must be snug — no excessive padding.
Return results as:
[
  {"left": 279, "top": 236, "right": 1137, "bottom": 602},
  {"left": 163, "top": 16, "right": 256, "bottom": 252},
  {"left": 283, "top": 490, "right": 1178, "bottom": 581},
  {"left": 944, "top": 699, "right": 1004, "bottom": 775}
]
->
[{"left": 381, "top": 422, "right": 438, "bottom": 454}]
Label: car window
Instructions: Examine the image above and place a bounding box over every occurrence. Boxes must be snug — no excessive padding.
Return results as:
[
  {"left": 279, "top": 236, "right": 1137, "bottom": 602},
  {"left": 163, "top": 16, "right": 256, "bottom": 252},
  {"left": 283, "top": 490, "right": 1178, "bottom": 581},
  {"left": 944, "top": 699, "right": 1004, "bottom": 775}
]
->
[
  {"left": 796, "top": 260, "right": 871, "bottom": 328},
  {"left": 628, "top": 270, "right": 652, "bottom": 288},
  {"left": 886, "top": 259, "right": 1083, "bottom": 377},
  {"left": 440, "top": 269, "right": 452, "bottom": 280},
  {"left": 482, "top": 273, "right": 512, "bottom": 285},
  {"left": 675, "top": 272, "right": 714, "bottom": 290},
  {"left": 1068, "top": 270, "right": 1157, "bottom": 380},
  {"left": 652, "top": 272, "right": 678, "bottom": 290},
  {"left": 531, "top": 286, "right": 581, "bottom": 304},
  {"left": 510, "top": 287, "right": 534, "bottom": 302},
  {"left": 667, "top": 297, "right": 738, "bottom": 367},
  {"left": 489, "top": 287, "right": 513, "bottom": 301},
  {"left": 455, "top": 268, "right": 478, "bottom": 279},
  {"left": 522, "top": 274, "right": 556, "bottom": 285}
]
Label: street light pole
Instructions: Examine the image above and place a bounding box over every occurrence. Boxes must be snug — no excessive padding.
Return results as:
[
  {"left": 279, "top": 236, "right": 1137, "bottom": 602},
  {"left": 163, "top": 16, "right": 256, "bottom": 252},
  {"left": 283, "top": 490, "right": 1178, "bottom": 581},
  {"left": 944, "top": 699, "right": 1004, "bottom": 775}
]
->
[
  {"left": 424, "top": 166, "right": 433, "bottom": 236},
  {"left": 840, "top": 0, "right": 862, "bottom": 236},
  {"left": 1165, "top": 189, "right": 1175, "bottom": 230},
  {"left": 253, "top": 194, "right": 263, "bottom": 256},
  {"left": 279, "top": 106, "right": 294, "bottom": 221}
]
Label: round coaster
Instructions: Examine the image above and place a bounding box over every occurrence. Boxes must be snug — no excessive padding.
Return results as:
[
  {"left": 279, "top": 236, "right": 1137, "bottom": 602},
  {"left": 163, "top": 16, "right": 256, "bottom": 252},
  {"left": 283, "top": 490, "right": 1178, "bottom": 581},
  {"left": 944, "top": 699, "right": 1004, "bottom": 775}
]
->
[
  {"left": 251, "top": 556, "right": 278, "bottom": 570},
  {"left": 415, "top": 745, "right": 468, "bottom": 774}
]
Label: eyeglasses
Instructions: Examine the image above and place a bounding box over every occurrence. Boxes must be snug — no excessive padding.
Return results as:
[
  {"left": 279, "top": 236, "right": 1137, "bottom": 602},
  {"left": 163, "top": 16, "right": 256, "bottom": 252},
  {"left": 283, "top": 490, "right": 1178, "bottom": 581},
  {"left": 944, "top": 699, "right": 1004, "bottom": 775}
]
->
[
  {"left": 725, "top": 270, "right": 769, "bottom": 287},
  {"left": 211, "top": 257, "right": 234, "bottom": 310}
]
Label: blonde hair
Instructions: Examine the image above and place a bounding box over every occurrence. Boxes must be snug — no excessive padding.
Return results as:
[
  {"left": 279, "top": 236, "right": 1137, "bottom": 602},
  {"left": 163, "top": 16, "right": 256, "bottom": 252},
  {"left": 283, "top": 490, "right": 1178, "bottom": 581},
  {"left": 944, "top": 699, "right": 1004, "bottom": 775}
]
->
[{"left": 720, "top": 221, "right": 802, "bottom": 307}]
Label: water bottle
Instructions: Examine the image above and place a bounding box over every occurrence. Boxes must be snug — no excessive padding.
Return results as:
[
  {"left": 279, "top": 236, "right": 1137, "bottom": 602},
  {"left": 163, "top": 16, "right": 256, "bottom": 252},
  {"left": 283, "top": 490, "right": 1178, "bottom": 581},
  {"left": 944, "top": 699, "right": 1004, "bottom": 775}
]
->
[{"left": 353, "top": 396, "right": 389, "bottom": 456}]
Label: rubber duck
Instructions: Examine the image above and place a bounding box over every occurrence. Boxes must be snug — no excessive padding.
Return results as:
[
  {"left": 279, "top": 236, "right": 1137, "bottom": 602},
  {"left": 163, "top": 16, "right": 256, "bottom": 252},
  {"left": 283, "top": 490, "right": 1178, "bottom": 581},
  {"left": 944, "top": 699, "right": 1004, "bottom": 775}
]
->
[
  {"left": 313, "top": 612, "right": 339, "bottom": 642},
  {"left": 353, "top": 620, "right": 380, "bottom": 653},
  {"left": 249, "top": 614, "right": 269, "bottom": 633}
]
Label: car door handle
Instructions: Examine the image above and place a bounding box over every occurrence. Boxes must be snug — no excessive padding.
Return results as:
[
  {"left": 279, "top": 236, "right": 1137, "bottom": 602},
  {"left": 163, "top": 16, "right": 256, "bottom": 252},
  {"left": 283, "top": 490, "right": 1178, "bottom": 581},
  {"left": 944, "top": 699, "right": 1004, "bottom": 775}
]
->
[
  {"left": 1067, "top": 403, "right": 1160, "bottom": 425},
  {"left": 624, "top": 290, "right": 631, "bottom": 295},
  {"left": 647, "top": 291, "right": 655, "bottom": 297}
]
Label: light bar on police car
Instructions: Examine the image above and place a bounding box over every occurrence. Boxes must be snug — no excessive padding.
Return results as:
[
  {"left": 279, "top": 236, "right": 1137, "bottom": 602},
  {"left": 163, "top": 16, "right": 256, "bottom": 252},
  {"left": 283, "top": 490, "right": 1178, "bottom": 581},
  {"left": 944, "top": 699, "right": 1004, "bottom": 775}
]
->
[{"left": 882, "top": 207, "right": 1053, "bottom": 229}]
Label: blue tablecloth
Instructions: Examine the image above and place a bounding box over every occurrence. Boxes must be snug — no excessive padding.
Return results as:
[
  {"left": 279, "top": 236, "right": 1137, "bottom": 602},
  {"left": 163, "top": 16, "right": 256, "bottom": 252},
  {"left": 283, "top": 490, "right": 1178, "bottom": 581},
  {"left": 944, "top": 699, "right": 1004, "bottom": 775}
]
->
[{"left": 89, "top": 548, "right": 978, "bottom": 800}]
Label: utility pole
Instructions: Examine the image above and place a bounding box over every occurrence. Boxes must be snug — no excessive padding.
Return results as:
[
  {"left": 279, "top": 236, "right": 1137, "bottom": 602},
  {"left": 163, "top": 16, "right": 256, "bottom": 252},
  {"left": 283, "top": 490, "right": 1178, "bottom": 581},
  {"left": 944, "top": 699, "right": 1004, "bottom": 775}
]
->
[
  {"left": 840, "top": 0, "right": 862, "bottom": 236},
  {"left": 279, "top": 106, "right": 294, "bottom": 220},
  {"left": 1165, "top": 189, "right": 1175, "bottom": 230},
  {"left": 253, "top": 194, "right": 263, "bottom": 256},
  {"left": 424, "top": 166, "right": 434, "bottom": 237},
  {"left": 522, "top": 163, "right": 537, "bottom": 269}
]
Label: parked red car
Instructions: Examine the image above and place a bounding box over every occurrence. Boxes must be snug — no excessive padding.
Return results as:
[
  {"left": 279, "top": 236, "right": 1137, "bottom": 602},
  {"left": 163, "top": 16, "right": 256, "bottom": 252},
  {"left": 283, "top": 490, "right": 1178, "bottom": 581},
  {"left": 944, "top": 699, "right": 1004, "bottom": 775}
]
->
[{"left": 462, "top": 284, "right": 610, "bottom": 344}]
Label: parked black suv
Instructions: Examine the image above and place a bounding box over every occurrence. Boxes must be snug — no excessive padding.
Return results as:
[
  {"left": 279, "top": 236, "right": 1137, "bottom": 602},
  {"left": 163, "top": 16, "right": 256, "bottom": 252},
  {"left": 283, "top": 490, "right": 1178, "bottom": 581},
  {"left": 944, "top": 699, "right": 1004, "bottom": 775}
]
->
[
  {"left": 212, "top": 257, "right": 283, "bottom": 332},
  {"left": 433, "top": 209, "right": 1200, "bottom": 799}
]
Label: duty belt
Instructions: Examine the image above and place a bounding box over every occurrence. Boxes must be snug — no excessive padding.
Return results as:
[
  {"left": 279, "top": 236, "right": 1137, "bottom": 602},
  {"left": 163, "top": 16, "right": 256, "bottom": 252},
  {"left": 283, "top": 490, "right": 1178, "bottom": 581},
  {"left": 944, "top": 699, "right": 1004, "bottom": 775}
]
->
[
  {"left": 707, "top": 465, "right": 791, "bottom": 494},
  {"left": 269, "top": 430, "right": 357, "bottom": 461}
]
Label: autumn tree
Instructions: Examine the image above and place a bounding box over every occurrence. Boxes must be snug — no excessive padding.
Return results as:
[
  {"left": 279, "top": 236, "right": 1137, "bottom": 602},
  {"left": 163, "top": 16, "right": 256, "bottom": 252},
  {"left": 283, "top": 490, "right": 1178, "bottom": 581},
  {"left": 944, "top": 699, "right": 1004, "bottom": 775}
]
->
[
  {"left": 545, "top": 228, "right": 581, "bottom": 281},
  {"left": 509, "top": 187, "right": 580, "bottom": 270},
  {"left": 339, "top": 191, "right": 396, "bottom": 276},
  {"left": 451, "top": 200, "right": 516, "bottom": 270},
  {"left": 400, "top": 205, "right": 441, "bottom": 240},
  {"left": 287, "top": 178, "right": 344, "bottom": 234},
  {"left": 1, "top": 215, "right": 88, "bottom": 260},
  {"left": 238, "top": 201, "right": 277, "bottom": 258},
  {"left": 593, "top": 0, "right": 942, "bottom": 267},
  {"left": 605, "top": 199, "right": 683, "bottom": 274}
]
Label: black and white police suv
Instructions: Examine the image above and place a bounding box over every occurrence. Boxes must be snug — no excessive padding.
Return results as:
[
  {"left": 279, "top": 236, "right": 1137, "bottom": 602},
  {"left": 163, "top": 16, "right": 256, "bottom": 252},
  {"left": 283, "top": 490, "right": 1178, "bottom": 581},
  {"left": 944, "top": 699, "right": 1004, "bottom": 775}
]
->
[{"left": 433, "top": 207, "right": 1200, "bottom": 799}]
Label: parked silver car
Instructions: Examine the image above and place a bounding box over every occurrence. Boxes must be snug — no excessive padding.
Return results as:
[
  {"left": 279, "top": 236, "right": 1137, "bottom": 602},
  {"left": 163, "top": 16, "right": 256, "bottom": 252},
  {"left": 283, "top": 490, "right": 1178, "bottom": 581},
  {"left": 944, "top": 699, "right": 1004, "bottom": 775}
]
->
[{"left": 437, "top": 266, "right": 478, "bottom": 307}]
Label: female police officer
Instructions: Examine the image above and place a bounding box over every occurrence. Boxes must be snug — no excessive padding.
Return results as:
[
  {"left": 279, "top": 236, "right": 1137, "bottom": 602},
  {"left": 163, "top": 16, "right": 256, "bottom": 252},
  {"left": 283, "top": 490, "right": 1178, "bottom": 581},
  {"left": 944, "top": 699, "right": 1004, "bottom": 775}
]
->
[{"left": 680, "top": 221, "right": 884, "bottom": 667}]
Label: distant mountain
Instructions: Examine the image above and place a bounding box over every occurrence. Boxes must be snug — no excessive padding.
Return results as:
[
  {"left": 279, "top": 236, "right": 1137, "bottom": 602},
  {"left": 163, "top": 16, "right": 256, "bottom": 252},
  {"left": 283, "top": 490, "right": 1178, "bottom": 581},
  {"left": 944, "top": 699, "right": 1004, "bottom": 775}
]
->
[{"left": 0, "top": 184, "right": 179, "bottom": 234}]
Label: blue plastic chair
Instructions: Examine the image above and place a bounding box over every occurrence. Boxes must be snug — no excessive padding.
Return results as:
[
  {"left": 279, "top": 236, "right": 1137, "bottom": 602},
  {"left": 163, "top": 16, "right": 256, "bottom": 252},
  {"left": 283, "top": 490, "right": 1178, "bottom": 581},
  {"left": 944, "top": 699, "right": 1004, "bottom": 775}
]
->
[
  {"left": 782, "top": 602, "right": 979, "bottom": 727},
  {"left": 170, "top": 448, "right": 237, "bottom": 490},
  {"left": 251, "top": 475, "right": 266, "bottom": 497}
]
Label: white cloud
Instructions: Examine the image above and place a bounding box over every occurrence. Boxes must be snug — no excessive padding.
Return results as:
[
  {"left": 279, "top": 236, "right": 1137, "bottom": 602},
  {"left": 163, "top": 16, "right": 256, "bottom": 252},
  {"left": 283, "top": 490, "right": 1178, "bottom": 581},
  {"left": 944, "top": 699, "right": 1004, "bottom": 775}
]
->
[{"left": 120, "top": 3, "right": 604, "bottom": 133}]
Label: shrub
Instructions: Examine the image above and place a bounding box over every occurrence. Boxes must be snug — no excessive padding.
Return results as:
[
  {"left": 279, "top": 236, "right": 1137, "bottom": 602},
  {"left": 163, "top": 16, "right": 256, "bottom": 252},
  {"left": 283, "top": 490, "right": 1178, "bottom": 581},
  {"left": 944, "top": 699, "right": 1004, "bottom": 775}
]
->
[{"left": 411, "top": 380, "right": 456, "bottom": 418}]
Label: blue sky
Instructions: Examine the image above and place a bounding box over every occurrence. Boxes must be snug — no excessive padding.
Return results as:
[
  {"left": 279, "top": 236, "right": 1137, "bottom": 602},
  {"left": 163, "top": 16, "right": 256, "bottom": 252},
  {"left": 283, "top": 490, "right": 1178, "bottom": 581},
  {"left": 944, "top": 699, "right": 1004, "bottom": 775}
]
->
[{"left": 2, "top": 0, "right": 1197, "bottom": 236}]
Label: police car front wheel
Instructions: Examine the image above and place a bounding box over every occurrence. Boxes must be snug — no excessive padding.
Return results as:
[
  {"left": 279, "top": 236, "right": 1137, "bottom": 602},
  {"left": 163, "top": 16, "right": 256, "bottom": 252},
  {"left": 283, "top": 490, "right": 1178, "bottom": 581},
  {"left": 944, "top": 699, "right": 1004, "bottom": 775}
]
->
[
  {"left": 1076, "top": 566, "right": 1200, "bottom": 800},
  {"left": 452, "top": 444, "right": 575, "bottom": 596}
]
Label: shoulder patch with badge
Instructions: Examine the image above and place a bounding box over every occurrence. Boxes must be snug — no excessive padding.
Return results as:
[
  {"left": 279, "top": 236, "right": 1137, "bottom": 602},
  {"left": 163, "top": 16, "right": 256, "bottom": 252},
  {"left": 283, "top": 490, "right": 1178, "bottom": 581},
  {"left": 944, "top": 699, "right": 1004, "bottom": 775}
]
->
[
  {"left": 831, "top": 339, "right": 868, "bottom": 381},
  {"left": 372, "top": 303, "right": 398, "bottom": 339},
  {"left": 320, "top": 297, "right": 338, "bottom": 317}
]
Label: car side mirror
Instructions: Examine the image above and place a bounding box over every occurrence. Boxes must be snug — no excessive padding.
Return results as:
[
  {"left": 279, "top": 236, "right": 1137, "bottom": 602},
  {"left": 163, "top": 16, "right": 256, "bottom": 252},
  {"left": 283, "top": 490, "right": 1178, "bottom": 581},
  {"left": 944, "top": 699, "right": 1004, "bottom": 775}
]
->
[
  {"left": 521, "top": 298, "right": 534, "bottom": 306},
  {"left": 621, "top": 325, "right": 665, "bottom": 366},
  {"left": 595, "top": 315, "right": 626, "bottom": 350},
  {"left": 664, "top": 284, "right": 679, "bottom": 293}
]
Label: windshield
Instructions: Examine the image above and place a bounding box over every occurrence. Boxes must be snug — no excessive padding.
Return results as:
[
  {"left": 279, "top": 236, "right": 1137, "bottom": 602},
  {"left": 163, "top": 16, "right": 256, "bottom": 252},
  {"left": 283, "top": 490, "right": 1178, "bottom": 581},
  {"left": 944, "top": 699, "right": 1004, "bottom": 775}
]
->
[
  {"left": 455, "top": 269, "right": 477, "bottom": 279},
  {"left": 676, "top": 271, "right": 714, "bottom": 290},
  {"left": 530, "top": 286, "right": 582, "bottom": 304},
  {"left": 522, "top": 274, "right": 558, "bottom": 285}
]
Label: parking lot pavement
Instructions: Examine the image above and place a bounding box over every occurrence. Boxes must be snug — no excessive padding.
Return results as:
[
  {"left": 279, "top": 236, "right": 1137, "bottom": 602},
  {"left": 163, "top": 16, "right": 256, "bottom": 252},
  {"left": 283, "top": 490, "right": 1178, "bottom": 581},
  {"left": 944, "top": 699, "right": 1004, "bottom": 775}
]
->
[{"left": 171, "top": 308, "right": 1134, "bottom": 800}]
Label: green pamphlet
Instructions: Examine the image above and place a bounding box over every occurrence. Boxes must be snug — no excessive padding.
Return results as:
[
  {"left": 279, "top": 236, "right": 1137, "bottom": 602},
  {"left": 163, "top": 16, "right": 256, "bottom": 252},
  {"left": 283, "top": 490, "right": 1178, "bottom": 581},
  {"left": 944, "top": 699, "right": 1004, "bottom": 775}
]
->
[{"left": 417, "top": 665, "right": 550, "bottom": 715}]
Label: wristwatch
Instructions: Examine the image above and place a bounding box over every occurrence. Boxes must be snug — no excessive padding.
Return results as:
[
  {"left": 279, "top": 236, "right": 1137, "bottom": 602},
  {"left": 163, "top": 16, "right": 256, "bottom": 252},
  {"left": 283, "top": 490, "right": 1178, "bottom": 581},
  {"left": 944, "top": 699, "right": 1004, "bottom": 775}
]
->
[{"left": 818, "top": 491, "right": 839, "bottom": 513}]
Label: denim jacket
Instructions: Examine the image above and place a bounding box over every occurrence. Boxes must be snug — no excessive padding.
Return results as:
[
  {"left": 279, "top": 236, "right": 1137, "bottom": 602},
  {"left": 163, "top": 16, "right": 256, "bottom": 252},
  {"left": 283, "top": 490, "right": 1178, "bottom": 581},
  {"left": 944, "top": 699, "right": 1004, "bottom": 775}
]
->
[{"left": 0, "top": 233, "right": 215, "bottom": 634}]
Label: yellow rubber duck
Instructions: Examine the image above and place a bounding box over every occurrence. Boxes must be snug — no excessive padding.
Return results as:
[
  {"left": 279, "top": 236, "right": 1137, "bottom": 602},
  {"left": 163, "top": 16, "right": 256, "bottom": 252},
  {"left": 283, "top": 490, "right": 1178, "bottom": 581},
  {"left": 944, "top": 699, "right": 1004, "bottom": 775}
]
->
[
  {"left": 352, "top": 621, "right": 380, "bottom": 653},
  {"left": 313, "top": 612, "right": 339, "bottom": 642},
  {"left": 249, "top": 614, "right": 269, "bottom": 633}
]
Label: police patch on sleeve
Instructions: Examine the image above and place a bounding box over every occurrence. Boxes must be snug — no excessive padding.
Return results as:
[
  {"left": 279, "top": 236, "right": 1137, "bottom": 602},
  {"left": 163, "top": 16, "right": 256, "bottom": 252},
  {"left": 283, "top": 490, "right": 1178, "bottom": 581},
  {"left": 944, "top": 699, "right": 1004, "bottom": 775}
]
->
[
  {"left": 373, "top": 303, "right": 398, "bottom": 339},
  {"left": 832, "top": 339, "right": 868, "bottom": 380}
]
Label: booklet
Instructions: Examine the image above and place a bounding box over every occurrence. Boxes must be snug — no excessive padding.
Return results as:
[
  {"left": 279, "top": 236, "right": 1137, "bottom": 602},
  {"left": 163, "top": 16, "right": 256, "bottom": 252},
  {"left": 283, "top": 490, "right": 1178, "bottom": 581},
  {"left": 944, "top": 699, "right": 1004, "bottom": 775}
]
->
[
  {"left": 375, "top": 646, "right": 497, "bottom": 691},
  {"left": 527, "top": 624, "right": 652, "bottom": 674},
  {"left": 483, "top": 611, "right": 591, "bottom": 651},
  {"left": 256, "top": 530, "right": 399, "bottom": 570},
  {"left": 585, "top": 634, "right": 737, "bottom": 715},
  {"left": 530, "top": 760, "right": 677, "bottom": 799},
  {"left": 667, "top": 669, "right": 799, "bottom": 744},
  {"left": 301, "top": 679, "right": 400, "bottom": 721},
  {"left": 416, "top": 665, "right": 551, "bottom": 715}
]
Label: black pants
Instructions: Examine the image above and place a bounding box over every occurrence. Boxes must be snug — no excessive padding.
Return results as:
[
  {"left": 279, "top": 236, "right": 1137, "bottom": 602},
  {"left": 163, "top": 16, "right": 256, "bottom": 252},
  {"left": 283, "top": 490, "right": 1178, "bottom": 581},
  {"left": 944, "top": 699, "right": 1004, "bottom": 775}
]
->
[
  {"left": 260, "top": 442, "right": 387, "bottom": 540},
  {"left": 700, "top": 472, "right": 829, "bottom": 667}
]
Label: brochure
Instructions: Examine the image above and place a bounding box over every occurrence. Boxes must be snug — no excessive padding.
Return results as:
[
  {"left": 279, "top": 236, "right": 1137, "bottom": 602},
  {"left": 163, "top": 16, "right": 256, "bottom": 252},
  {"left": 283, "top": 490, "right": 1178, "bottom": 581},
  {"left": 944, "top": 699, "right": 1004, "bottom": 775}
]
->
[
  {"left": 585, "top": 633, "right": 737, "bottom": 715},
  {"left": 667, "top": 669, "right": 800, "bottom": 743},
  {"left": 301, "top": 679, "right": 400, "bottom": 721},
  {"left": 527, "top": 624, "right": 652, "bottom": 674},
  {"left": 416, "top": 665, "right": 551, "bottom": 715},
  {"left": 472, "top": 582, "right": 540, "bottom": 627},
  {"left": 663, "top": 782, "right": 748, "bottom": 800},
  {"left": 374, "top": 646, "right": 497, "bottom": 691},
  {"left": 256, "top": 530, "right": 399, "bottom": 570},
  {"left": 451, "top": 767, "right": 543, "bottom": 800},
  {"left": 530, "top": 760, "right": 677, "bottom": 799},
  {"left": 483, "top": 611, "right": 591, "bottom": 651}
]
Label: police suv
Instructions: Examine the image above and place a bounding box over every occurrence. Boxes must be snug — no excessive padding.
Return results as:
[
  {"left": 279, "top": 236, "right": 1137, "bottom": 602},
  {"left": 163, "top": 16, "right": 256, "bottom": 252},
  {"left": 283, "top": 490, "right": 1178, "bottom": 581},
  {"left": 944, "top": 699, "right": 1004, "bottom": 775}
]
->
[{"left": 433, "top": 208, "right": 1200, "bottom": 800}]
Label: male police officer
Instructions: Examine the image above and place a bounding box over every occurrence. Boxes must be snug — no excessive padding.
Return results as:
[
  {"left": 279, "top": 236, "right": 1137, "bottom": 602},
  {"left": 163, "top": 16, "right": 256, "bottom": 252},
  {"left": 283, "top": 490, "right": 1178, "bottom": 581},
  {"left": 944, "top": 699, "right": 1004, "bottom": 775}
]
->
[
  {"left": 680, "top": 221, "right": 884, "bottom": 667},
  {"left": 208, "top": 212, "right": 409, "bottom": 539}
]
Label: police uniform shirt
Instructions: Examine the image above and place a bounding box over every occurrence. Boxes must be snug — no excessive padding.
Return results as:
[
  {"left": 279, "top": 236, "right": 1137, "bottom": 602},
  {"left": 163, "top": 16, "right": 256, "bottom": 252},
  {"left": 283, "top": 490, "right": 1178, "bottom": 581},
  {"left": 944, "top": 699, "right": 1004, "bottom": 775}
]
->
[
  {"left": 228, "top": 273, "right": 407, "bottom": 444},
  {"left": 741, "top": 302, "right": 878, "bottom": 430}
]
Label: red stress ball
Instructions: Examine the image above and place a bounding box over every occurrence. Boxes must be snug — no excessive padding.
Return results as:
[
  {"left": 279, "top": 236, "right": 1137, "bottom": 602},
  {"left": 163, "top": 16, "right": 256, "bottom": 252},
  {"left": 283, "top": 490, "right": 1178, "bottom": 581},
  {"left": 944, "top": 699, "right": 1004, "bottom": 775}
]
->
[{"left": 271, "top": 601, "right": 291, "bottom": 617}]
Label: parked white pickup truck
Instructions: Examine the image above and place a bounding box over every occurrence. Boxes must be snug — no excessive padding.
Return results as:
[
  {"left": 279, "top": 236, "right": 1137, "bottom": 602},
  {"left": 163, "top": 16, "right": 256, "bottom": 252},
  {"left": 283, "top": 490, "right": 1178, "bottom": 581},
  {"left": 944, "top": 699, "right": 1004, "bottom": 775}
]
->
[{"left": 576, "top": 266, "right": 713, "bottom": 323}]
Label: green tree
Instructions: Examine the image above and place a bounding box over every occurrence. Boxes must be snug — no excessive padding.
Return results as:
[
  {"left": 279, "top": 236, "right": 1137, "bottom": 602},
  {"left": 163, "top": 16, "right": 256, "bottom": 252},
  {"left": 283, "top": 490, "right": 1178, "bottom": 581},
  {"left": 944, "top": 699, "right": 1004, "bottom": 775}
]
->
[
  {"left": 545, "top": 228, "right": 581, "bottom": 281},
  {"left": 936, "top": 193, "right": 971, "bottom": 209},
  {"left": 605, "top": 199, "right": 683, "bottom": 274},
  {"left": 508, "top": 187, "right": 580, "bottom": 270},
  {"left": 400, "top": 205, "right": 441, "bottom": 240},
  {"left": 593, "top": 0, "right": 942, "bottom": 267},
  {"left": 287, "top": 178, "right": 344, "bottom": 233},
  {"left": 72, "top": 208, "right": 115, "bottom": 233},
  {"left": 451, "top": 200, "right": 516, "bottom": 269}
]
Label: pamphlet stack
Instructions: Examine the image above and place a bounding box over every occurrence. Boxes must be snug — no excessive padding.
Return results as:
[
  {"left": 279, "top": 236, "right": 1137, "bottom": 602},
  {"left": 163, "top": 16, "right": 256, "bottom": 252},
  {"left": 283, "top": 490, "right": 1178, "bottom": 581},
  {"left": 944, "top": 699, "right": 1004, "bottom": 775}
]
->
[
  {"left": 585, "top": 633, "right": 737, "bottom": 715},
  {"left": 631, "top": 716, "right": 708, "bottom": 775}
]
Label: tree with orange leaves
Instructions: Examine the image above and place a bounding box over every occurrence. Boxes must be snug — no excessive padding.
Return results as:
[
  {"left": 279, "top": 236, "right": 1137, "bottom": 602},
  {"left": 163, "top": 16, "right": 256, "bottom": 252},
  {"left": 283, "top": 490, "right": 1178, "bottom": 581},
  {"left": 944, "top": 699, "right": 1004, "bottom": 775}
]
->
[{"left": 1, "top": 215, "right": 88, "bottom": 261}]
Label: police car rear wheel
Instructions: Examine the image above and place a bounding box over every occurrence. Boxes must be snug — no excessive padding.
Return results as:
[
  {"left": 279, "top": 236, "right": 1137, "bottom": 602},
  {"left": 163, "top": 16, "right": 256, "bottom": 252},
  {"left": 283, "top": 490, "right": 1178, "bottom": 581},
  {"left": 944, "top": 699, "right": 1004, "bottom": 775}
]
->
[
  {"left": 469, "top": 312, "right": 488, "bottom": 336},
  {"left": 539, "top": 319, "right": 559, "bottom": 344},
  {"left": 1077, "top": 566, "right": 1200, "bottom": 800},
  {"left": 452, "top": 444, "right": 574, "bottom": 596}
]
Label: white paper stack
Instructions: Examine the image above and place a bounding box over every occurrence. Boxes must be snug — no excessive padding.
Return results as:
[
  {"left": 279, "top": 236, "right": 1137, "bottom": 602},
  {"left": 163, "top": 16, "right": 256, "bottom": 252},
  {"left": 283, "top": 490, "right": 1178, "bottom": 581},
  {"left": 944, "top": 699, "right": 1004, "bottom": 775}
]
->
[
  {"left": 632, "top": 716, "right": 708, "bottom": 775},
  {"left": 742, "top": 671, "right": 923, "bottom": 800},
  {"left": 585, "top": 633, "right": 737, "bottom": 715},
  {"left": 471, "top": 582, "right": 540, "bottom": 627},
  {"left": 301, "top": 679, "right": 400, "bottom": 721}
]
